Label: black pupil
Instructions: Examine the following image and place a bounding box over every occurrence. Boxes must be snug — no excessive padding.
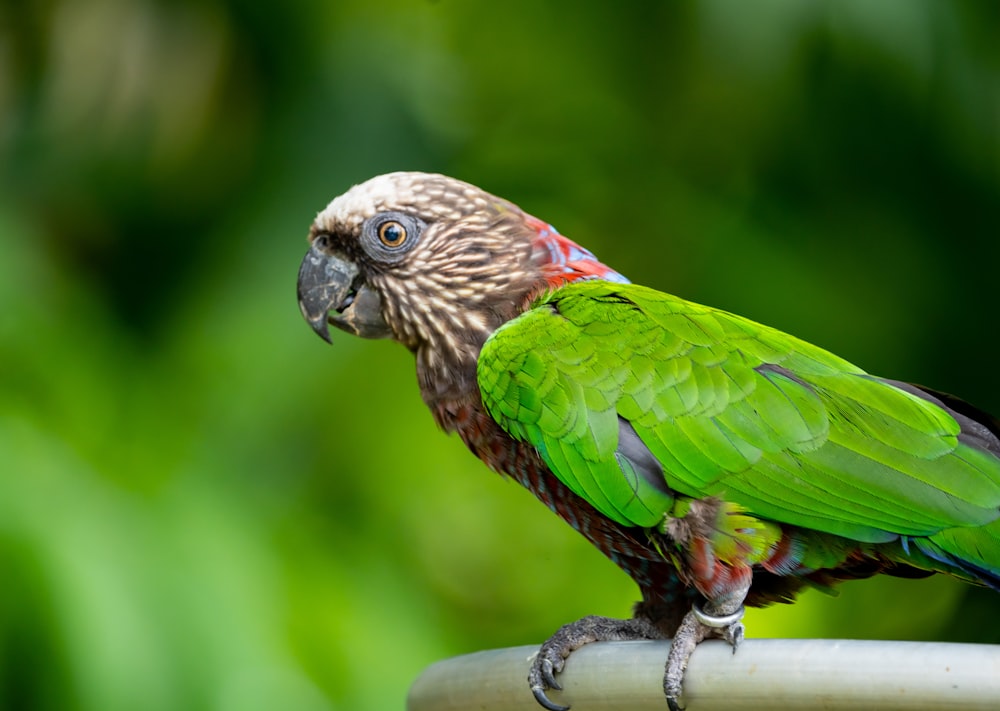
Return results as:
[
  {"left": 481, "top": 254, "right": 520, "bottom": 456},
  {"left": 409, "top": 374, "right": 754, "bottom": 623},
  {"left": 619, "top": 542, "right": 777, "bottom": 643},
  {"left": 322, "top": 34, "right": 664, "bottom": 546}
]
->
[{"left": 382, "top": 223, "right": 404, "bottom": 245}]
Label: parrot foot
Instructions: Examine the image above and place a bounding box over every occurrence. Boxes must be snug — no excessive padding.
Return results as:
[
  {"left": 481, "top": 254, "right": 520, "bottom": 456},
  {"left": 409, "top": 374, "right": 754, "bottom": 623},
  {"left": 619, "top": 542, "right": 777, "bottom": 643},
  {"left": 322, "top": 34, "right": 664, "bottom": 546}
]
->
[
  {"left": 528, "top": 614, "right": 663, "bottom": 711},
  {"left": 664, "top": 592, "right": 748, "bottom": 711},
  {"left": 692, "top": 602, "right": 745, "bottom": 649}
]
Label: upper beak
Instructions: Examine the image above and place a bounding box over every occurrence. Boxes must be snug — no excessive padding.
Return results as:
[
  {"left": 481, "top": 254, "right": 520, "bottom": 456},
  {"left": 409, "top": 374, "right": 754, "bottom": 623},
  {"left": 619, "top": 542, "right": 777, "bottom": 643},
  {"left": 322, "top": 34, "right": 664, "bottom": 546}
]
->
[{"left": 296, "top": 241, "right": 391, "bottom": 342}]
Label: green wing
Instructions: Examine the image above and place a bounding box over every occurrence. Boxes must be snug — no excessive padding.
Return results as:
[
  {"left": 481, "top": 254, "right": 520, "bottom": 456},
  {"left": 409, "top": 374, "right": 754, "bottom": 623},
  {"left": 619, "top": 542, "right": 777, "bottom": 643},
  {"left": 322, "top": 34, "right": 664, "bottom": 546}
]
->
[{"left": 478, "top": 280, "right": 1000, "bottom": 546}]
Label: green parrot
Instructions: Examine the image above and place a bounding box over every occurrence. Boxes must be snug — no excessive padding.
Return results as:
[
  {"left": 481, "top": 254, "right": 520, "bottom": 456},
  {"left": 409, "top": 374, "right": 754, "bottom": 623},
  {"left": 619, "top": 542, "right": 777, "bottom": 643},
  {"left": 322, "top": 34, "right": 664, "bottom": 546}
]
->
[{"left": 297, "top": 172, "right": 1000, "bottom": 710}]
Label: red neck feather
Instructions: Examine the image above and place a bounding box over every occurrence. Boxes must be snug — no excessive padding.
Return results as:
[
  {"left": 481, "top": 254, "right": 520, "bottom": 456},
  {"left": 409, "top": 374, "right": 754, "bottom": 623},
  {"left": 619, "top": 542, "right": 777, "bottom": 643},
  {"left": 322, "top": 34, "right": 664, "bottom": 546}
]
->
[{"left": 524, "top": 214, "right": 630, "bottom": 288}]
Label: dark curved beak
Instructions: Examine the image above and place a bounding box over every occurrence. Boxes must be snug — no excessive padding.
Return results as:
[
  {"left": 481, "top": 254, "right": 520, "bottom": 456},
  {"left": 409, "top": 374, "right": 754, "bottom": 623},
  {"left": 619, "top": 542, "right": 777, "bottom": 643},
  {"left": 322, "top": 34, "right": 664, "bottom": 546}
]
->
[
  {"left": 297, "top": 242, "right": 357, "bottom": 343},
  {"left": 297, "top": 242, "right": 392, "bottom": 342}
]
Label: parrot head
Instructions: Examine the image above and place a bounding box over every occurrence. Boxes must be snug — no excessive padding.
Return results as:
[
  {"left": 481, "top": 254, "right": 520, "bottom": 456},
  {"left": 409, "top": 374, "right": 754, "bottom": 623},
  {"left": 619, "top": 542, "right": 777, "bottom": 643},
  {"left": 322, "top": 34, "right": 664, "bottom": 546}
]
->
[{"left": 297, "top": 172, "right": 627, "bottom": 370}]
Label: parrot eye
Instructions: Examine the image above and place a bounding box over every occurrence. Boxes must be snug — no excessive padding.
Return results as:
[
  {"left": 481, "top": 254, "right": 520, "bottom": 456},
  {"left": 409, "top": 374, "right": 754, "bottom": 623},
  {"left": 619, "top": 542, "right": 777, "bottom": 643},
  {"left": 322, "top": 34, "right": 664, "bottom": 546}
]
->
[
  {"left": 361, "top": 211, "right": 424, "bottom": 263},
  {"left": 378, "top": 220, "right": 407, "bottom": 248}
]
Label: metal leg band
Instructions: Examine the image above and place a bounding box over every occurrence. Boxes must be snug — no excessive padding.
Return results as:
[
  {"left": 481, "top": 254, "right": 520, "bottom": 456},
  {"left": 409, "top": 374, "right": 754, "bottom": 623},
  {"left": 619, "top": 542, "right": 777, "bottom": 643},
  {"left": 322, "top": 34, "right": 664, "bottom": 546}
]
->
[{"left": 692, "top": 602, "right": 745, "bottom": 629}]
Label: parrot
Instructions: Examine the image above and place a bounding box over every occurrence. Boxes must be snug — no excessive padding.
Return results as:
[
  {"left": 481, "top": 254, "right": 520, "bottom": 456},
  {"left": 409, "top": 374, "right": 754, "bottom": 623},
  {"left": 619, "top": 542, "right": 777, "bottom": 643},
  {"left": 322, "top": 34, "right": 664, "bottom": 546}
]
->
[{"left": 296, "top": 172, "right": 1000, "bottom": 710}]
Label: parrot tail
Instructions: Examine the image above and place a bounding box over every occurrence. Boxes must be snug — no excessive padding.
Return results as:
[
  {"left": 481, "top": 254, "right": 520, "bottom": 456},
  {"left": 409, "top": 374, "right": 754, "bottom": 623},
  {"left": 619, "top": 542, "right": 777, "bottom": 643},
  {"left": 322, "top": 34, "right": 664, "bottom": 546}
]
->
[
  {"left": 918, "top": 519, "right": 1000, "bottom": 592},
  {"left": 878, "top": 380, "right": 1000, "bottom": 591}
]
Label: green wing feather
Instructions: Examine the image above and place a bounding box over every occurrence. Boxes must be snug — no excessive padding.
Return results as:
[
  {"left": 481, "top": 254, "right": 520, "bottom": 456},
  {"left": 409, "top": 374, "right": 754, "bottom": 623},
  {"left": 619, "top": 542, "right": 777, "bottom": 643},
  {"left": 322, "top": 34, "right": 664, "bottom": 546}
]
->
[{"left": 478, "top": 281, "right": 1000, "bottom": 558}]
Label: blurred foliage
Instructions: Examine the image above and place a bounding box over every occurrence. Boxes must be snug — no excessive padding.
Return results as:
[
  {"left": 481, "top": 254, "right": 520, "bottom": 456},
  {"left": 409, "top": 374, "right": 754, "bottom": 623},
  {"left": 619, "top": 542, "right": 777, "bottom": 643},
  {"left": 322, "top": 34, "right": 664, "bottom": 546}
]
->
[{"left": 1, "top": 0, "right": 999, "bottom": 709}]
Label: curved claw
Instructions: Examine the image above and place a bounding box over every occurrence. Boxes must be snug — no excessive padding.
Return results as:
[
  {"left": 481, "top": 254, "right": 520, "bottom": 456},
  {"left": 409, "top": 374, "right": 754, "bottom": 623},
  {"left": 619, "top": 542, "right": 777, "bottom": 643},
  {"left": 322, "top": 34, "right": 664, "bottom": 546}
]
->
[
  {"left": 527, "top": 615, "right": 663, "bottom": 710},
  {"left": 725, "top": 621, "right": 745, "bottom": 651},
  {"left": 529, "top": 651, "right": 567, "bottom": 710},
  {"left": 540, "top": 658, "right": 562, "bottom": 691},
  {"left": 531, "top": 685, "right": 570, "bottom": 711},
  {"left": 529, "top": 654, "right": 567, "bottom": 710}
]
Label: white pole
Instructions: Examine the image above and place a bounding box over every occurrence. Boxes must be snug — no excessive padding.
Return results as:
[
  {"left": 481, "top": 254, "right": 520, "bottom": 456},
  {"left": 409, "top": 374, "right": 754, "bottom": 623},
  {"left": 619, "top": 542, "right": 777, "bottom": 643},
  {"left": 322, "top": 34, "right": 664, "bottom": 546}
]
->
[{"left": 408, "top": 639, "right": 1000, "bottom": 711}]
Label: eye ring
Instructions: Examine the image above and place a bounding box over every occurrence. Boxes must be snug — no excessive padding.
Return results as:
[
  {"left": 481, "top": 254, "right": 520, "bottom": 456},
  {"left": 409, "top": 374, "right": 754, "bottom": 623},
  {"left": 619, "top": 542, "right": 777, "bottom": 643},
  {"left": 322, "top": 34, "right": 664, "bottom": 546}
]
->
[
  {"left": 361, "top": 211, "right": 423, "bottom": 262},
  {"left": 377, "top": 220, "right": 408, "bottom": 248}
]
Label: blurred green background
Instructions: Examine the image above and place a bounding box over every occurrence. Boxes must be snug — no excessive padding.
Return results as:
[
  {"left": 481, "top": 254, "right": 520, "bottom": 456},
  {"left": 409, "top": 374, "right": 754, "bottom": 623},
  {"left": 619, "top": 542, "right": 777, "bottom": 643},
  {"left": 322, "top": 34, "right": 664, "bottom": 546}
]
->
[{"left": 1, "top": 1, "right": 999, "bottom": 709}]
